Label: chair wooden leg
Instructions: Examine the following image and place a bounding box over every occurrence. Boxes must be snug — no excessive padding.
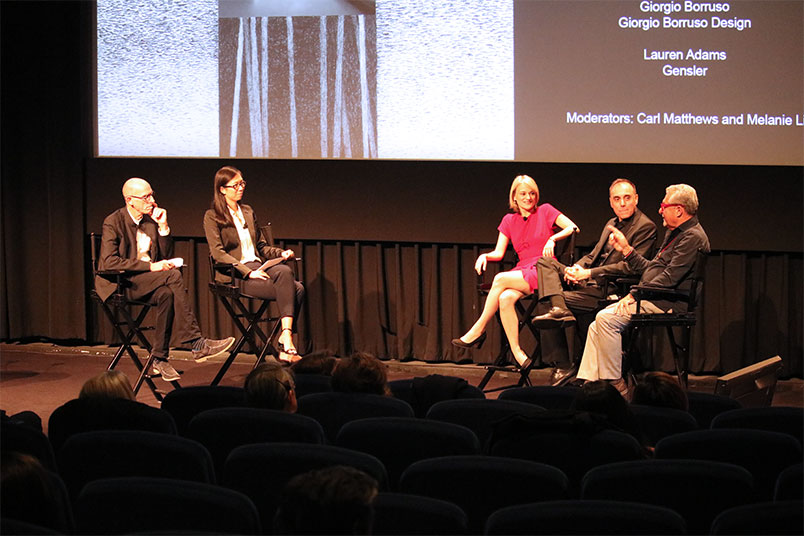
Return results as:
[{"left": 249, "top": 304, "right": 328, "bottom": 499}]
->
[
  {"left": 253, "top": 321, "right": 282, "bottom": 369},
  {"left": 666, "top": 325, "right": 689, "bottom": 389},
  {"left": 210, "top": 295, "right": 278, "bottom": 386},
  {"left": 476, "top": 368, "right": 497, "bottom": 390},
  {"left": 97, "top": 300, "right": 171, "bottom": 401}
]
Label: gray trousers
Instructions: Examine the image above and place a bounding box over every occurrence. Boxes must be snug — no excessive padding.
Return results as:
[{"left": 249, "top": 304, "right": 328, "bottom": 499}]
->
[{"left": 576, "top": 299, "right": 664, "bottom": 381}]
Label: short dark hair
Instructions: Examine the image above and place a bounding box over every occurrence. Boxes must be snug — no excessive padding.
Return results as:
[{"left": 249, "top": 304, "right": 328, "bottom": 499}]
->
[
  {"left": 291, "top": 351, "right": 338, "bottom": 375},
  {"left": 244, "top": 362, "right": 295, "bottom": 410},
  {"left": 632, "top": 371, "right": 689, "bottom": 411},
  {"left": 331, "top": 353, "right": 390, "bottom": 395},
  {"left": 572, "top": 380, "right": 643, "bottom": 444},
  {"left": 609, "top": 177, "right": 637, "bottom": 195},
  {"left": 274, "top": 465, "right": 378, "bottom": 534},
  {"left": 1, "top": 452, "right": 63, "bottom": 530}
]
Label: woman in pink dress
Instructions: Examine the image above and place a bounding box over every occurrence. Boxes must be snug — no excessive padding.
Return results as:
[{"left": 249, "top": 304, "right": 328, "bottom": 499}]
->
[{"left": 452, "top": 175, "right": 579, "bottom": 368}]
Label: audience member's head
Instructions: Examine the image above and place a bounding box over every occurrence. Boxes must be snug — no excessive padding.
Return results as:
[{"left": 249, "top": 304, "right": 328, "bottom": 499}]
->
[
  {"left": 632, "top": 371, "right": 689, "bottom": 411},
  {"left": 273, "top": 465, "right": 379, "bottom": 535},
  {"left": 79, "top": 370, "right": 135, "bottom": 401},
  {"left": 291, "top": 351, "right": 338, "bottom": 376},
  {"left": 244, "top": 362, "right": 297, "bottom": 412},
  {"left": 1, "top": 409, "right": 43, "bottom": 432},
  {"left": 1, "top": 452, "right": 65, "bottom": 531},
  {"left": 572, "top": 380, "right": 642, "bottom": 440},
  {"left": 331, "top": 353, "right": 390, "bottom": 396}
]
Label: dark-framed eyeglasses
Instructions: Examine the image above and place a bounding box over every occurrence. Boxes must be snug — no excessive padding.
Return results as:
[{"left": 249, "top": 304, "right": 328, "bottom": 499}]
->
[
  {"left": 128, "top": 192, "right": 155, "bottom": 201},
  {"left": 659, "top": 202, "right": 682, "bottom": 212},
  {"left": 224, "top": 181, "right": 247, "bottom": 190}
]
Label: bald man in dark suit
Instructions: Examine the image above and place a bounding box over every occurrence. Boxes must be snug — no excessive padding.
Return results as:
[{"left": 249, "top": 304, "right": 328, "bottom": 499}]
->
[{"left": 96, "top": 178, "right": 233, "bottom": 381}]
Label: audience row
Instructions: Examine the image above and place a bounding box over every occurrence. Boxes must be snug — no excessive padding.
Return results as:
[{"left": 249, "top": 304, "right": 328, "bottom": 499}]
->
[{"left": 2, "top": 354, "right": 802, "bottom": 534}]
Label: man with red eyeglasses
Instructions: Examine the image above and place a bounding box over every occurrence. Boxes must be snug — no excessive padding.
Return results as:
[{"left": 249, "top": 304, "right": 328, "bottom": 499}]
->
[
  {"left": 95, "top": 178, "right": 234, "bottom": 382},
  {"left": 575, "top": 183, "right": 710, "bottom": 398}
]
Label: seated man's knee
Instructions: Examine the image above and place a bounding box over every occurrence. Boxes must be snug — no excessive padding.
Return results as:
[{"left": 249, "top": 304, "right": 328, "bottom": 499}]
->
[
  {"left": 294, "top": 281, "right": 305, "bottom": 300},
  {"left": 152, "top": 285, "right": 174, "bottom": 304},
  {"left": 272, "top": 264, "right": 293, "bottom": 280},
  {"left": 595, "top": 306, "right": 624, "bottom": 331},
  {"left": 536, "top": 256, "right": 557, "bottom": 270},
  {"left": 164, "top": 269, "right": 183, "bottom": 286}
]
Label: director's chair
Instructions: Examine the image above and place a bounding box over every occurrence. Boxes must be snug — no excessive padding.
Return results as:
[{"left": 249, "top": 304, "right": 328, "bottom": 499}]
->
[
  {"left": 89, "top": 233, "right": 180, "bottom": 401},
  {"left": 476, "top": 230, "right": 578, "bottom": 392},
  {"left": 207, "top": 224, "right": 301, "bottom": 386},
  {"left": 622, "top": 248, "right": 709, "bottom": 389}
]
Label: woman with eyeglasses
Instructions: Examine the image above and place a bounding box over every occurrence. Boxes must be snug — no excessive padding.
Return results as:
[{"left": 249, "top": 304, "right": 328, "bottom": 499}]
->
[{"left": 203, "top": 166, "right": 305, "bottom": 363}]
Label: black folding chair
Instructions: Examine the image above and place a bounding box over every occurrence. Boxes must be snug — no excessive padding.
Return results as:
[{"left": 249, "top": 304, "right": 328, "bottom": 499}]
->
[
  {"left": 477, "top": 229, "right": 578, "bottom": 392},
  {"left": 89, "top": 233, "right": 178, "bottom": 400},
  {"left": 623, "top": 248, "right": 708, "bottom": 388},
  {"left": 207, "top": 223, "right": 300, "bottom": 386}
]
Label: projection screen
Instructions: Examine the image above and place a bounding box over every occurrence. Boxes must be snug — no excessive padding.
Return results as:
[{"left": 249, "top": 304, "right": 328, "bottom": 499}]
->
[{"left": 96, "top": 0, "right": 803, "bottom": 165}]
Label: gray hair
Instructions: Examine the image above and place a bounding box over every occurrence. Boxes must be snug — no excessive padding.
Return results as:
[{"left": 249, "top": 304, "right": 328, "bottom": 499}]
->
[{"left": 665, "top": 184, "right": 699, "bottom": 215}]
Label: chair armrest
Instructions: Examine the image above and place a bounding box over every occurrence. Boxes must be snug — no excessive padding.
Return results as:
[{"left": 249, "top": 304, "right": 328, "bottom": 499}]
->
[
  {"left": 212, "top": 262, "right": 235, "bottom": 271},
  {"left": 631, "top": 285, "right": 689, "bottom": 301},
  {"left": 210, "top": 261, "right": 240, "bottom": 285},
  {"left": 95, "top": 269, "right": 142, "bottom": 284},
  {"left": 96, "top": 269, "right": 129, "bottom": 277}
]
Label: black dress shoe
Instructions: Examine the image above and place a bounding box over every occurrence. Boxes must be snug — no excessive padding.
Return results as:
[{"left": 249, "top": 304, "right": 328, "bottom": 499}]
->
[
  {"left": 531, "top": 306, "right": 576, "bottom": 328},
  {"left": 451, "top": 332, "right": 486, "bottom": 349},
  {"left": 550, "top": 366, "right": 578, "bottom": 386}
]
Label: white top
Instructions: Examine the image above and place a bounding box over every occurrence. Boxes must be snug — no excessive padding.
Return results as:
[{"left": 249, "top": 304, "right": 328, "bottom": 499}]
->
[{"left": 229, "top": 205, "right": 260, "bottom": 263}]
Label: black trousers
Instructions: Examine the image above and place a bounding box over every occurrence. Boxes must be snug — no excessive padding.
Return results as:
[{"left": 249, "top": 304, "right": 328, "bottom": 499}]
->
[
  {"left": 239, "top": 261, "right": 305, "bottom": 322},
  {"left": 125, "top": 269, "right": 203, "bottom": 359},
  {"left": 536, "top": 257, "right": 607, "bottom": 367},
  {"left": 536, "top": 257, "right": 606, "bottom": 313}
]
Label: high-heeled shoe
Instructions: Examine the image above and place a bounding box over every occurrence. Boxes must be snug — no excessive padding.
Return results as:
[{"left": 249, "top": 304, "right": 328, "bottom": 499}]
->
[
  {"left": 451, "top": 332, "right": 486, "bottom": 349},
  {"left": 278, "top": 328, "right": 300, "bottom": 364},
  {"left": 278, "top": 347, "right": 299, "bottom": 364},
  {"left": 512, "top": 351, "right": 533, "bottom": 371}
]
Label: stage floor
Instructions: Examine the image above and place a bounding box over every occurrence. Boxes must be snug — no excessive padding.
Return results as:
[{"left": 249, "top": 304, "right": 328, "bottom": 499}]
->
[{"left": 1, "top": 342, "right": 801, "bottom": 434}]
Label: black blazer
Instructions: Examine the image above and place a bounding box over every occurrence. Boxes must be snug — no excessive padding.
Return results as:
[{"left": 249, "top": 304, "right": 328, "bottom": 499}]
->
[
  {"left": 203, "top": 204, "right": 284, "bottom": 283},
  {"left": 578, "top": 208, "right": 658, "bottom": 284},
  {"left": 94, "top": 207, "right": 173, "bottom": 302}
]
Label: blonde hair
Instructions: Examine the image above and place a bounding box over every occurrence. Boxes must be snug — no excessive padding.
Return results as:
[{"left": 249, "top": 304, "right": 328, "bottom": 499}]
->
[
  {"left": 508, "top": 175, "right": 540, "bottom": 212},
  {"left": 79, "top": 370, "right": 135, "bottom": 401}
]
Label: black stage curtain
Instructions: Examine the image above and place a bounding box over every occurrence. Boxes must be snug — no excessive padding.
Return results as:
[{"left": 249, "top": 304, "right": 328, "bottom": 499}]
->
[
  {"left": 1, "top": 1, "right": 89, "bottom": 341},
  {"left": 88, "top": 237, "right": 803, "bottom": 378}
]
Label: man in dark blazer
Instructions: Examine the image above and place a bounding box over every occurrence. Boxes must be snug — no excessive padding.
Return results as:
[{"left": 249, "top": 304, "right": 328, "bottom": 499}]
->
[
  {"left": 577, "top": 183, "right": 710, "bottom": 398},
  {"left": 96, "top": 178, "right": 233, "bottom": 381},
  {"left": 531, "top": 178, "right": 657, "bottom": 384}
]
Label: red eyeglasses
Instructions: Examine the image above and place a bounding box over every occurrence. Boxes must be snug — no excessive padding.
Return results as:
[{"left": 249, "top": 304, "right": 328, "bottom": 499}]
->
[{"left": 659, "top": 203, "right": 682, "bottom": 212}]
